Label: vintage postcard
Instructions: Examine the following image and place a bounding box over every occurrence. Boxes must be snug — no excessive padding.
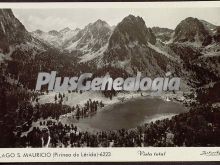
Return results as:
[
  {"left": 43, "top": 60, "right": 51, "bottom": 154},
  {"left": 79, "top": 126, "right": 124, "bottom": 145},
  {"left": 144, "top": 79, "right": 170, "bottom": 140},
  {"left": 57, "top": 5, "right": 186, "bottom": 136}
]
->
[{"left": 0, "top": 1, "right": 219, "bottom": 162}]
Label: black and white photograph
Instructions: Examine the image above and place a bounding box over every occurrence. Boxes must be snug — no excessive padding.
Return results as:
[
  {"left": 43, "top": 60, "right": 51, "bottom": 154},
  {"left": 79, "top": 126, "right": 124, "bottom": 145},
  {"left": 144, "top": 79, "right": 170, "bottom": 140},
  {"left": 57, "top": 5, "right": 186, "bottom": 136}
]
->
[{"left": 0, "top": 3, "right": 220, "bottom": 149}]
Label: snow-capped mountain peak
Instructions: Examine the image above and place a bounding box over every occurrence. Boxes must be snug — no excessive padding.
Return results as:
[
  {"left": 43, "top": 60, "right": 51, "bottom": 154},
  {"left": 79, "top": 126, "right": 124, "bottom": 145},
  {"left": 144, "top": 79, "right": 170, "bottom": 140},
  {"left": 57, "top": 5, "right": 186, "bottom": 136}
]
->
[
  {"left": 31, "top": 27, "right": 80, "bottom": 48},
  {"left": 64, "top": 19, "right": 112, "bottom": 62}
]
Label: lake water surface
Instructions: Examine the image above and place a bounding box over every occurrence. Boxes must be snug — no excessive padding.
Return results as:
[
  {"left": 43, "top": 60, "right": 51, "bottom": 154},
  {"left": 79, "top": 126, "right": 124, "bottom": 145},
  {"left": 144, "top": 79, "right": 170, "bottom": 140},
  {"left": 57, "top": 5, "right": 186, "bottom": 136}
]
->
[{"left": 61, "top": 97, "right": 187, "bottom": 131}]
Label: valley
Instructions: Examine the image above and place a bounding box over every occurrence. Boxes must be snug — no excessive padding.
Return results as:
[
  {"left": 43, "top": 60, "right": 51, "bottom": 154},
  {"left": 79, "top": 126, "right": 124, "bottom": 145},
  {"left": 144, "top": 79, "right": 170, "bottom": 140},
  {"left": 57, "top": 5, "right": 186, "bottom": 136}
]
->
[{"left": 0, "top": 9, "right": 219, "bottom": 147}]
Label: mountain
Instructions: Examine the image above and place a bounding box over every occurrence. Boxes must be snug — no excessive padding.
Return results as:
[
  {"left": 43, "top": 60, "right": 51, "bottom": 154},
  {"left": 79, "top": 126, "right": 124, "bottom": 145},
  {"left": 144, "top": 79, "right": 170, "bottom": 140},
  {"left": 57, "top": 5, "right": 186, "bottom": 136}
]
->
[
  {"left": 1, "top": 9, "right": 219, "bottom": 88},
  {"left": 1, "top": 10, "right": 220, "bottom": 148},
  {"left": 0, "top": 9, "right": 47, "bottom": 65},
  {"left": 99, "top": 15, "right": 177, "bottom": 76},
  {"left": 167, "top": 17, "right": 220, "bottom": 86},
  {"left": 48, "top": 30, "right": 60, "bottom": 36},
  {"left": 33, "top": 19, "right": 112, "bottom": 55},
  {"left": 59, "top": 27, "right": 71, "bottom": 34},
  {"left": 0, "top": 9, "right": 83, "bottom": 91},
  {"left": 173, "top": 17, "right": 212, "bottom": 46},
  {"left": 31, "top": 27, "right": 80, "bottom": 48},
  {"left": 63, "top": 19, "right": 112, "bottom": 62},
  {"left": 152, "top": 27, "right": 174, "bottom": 42},
  {"left": 108, "top": 15, "right": 156, "bottom": 46},
  {"left": 0, "top": 9, "right": 32, "bottom": 53},
  {"left": 200, "top": 20, "right": 217, "bottom": 34},
  {"left": 33, "top": 29, "right": 44, "bottom": 35},
  {"left": 213, "top": 26, "right": 220, "bottom": 42}
]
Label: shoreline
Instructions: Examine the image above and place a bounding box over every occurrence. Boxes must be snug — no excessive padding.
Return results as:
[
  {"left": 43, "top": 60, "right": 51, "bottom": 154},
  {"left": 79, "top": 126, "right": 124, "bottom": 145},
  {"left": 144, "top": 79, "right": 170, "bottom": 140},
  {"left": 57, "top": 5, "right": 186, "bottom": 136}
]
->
[
  {"left": 20, "top": 90, "right": 193, "bottom": 136},
  {"left": 35, "top": 90, "right": 193, "bottom": 133}
]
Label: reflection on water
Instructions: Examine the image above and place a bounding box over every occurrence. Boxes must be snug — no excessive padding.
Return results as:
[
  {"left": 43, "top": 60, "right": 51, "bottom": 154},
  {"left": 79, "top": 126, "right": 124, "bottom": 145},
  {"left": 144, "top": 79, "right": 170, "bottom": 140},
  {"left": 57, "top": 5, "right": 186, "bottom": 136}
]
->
[{"left": 61, "top": 97, "right": 187, "bottom": 132}]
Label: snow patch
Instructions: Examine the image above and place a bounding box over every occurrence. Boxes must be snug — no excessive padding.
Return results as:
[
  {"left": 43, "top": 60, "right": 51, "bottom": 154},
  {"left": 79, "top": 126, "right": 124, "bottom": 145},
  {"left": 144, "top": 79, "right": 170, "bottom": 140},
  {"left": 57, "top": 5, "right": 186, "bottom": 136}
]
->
[
  {"left": 80, "top": 44, "right": 108, "bottom": 63},
  {"left": 148, "top": 42, "right": 178, "bottom": 62},
  {"left": 1, "top": 21, "right": 6, "bottom": 34}
]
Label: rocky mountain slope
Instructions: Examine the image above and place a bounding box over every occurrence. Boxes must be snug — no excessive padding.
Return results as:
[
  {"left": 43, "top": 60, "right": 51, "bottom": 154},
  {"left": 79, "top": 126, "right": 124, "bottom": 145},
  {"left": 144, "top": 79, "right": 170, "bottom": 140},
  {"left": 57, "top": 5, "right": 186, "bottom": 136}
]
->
[
  {"left": 167, "top": 17, "right": 220, "bottom": 86},
  {"left": 100, "top": 15, "right": 177, "bottom": 76},
  {"left": 63, "top": 19, "right": 112, "bottom": 62},
  {"left": 173, "top": 17, "right": 213, "bottom": 46},
  {"left": 0, "top": 9, "right": 80, "bottom": 89},
  {"left": 0, "top": 9, "right": 32, "bottom": 53},
  {"left": 32, "top": 19, "right": 113, "bottom": 63},
  {"left": 0, "top": 9, "right": 49, "bottom": 66},
  {"left": 152, "top": 27, "right": 174, "bottom": 43}
]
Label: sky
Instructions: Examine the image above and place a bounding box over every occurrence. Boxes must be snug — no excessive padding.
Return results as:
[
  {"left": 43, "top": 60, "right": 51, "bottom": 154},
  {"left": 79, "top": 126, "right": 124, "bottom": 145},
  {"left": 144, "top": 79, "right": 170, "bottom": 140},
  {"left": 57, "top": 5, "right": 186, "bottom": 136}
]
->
[{"left": 13, "top": 8, "right": 220, "bottom": 32}]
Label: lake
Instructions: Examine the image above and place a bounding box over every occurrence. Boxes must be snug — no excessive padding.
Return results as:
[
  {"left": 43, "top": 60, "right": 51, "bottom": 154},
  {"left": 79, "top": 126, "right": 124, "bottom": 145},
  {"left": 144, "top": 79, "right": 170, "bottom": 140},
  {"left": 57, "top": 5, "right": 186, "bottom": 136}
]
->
[{"left": 61, "top": 97, "right": 187, "bottom": 132}]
